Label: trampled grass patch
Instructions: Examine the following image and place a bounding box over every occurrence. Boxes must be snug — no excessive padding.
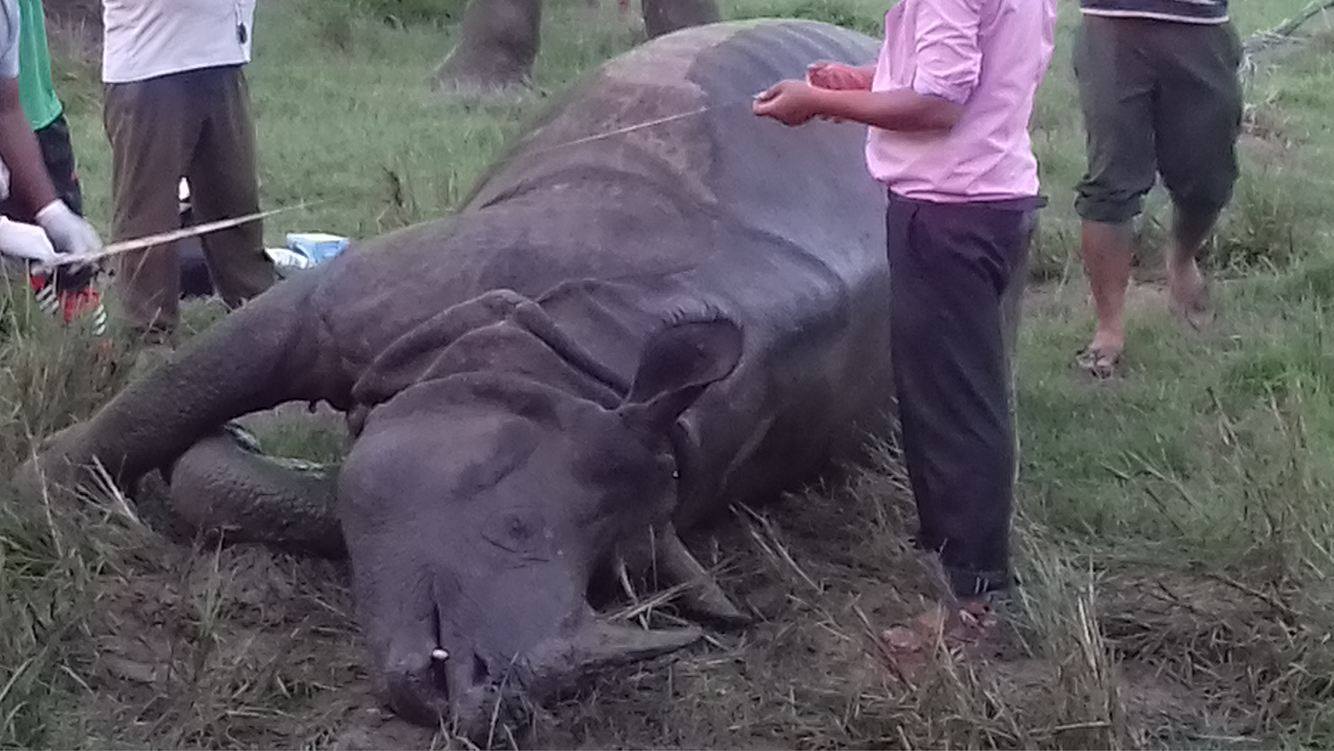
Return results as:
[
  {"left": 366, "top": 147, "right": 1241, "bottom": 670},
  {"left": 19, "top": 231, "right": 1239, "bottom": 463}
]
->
[{"left": 4, "top": 0, "right": 1334, "bottom": 747}]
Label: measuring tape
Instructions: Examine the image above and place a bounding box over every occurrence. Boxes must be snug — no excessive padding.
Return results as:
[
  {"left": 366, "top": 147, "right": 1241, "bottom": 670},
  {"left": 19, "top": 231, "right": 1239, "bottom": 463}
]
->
[
  {"left": 526, "top": 98, "right": 755, "bottom": 154},
  {"left": 47, "top": 202, "right": 323, "bottom": 267}
]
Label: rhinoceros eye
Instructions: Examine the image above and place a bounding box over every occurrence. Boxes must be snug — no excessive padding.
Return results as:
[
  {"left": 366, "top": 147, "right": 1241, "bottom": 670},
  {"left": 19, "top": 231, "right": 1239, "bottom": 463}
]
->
[{"left": 483, "top": 509, "right": 550, "bottom": 560}]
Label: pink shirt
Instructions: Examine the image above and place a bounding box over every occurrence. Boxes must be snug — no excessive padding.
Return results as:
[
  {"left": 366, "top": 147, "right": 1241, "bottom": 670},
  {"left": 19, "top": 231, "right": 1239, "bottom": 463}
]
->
[{"left": 865, "top": 0, "right": 1057, "bottom": 203}]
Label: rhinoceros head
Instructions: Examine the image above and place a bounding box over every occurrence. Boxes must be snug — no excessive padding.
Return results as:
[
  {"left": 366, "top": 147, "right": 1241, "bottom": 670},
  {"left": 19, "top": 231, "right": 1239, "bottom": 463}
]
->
[{"left": 338, "top": 317, "right": 743, "bottom": 731}]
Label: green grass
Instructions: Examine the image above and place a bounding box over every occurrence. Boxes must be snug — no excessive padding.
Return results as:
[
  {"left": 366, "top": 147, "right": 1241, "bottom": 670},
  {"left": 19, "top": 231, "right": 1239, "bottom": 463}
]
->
[{"left": 5, "top": 0, "right": 1334, "bottom": 747}]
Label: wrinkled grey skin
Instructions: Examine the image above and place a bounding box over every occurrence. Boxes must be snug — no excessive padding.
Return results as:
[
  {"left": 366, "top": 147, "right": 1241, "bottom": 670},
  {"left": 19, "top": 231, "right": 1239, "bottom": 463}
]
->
[{"left": 28, "top": 21, "right": 910, "bottom": 733}]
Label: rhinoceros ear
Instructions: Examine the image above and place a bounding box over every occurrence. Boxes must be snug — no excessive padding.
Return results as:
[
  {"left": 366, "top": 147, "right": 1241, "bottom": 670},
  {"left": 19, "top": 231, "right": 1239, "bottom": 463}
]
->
[{"left": 618, "top": 319, "right": 743, "bottom": 431}]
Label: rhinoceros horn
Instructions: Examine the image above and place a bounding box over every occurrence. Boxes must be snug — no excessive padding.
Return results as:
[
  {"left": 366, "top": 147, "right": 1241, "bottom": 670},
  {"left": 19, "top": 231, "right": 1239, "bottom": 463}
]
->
[{"left": 527, "top": 619, "right": 703, "bottom": 692}]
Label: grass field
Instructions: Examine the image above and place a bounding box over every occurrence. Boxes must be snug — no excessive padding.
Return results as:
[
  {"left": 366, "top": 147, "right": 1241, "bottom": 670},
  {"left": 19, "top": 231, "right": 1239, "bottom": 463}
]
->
[{"left": 4, "top": 0, "right": 1334, "bottom": 747}]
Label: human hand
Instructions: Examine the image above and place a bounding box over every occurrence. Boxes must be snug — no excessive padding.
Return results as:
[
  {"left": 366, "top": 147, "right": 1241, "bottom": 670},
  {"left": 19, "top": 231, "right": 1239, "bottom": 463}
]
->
[
  {"left": 806, "top": 61, "right": 874, "bottom": 91},
  {"left": 36, "top": 200, "right": 103, "bottom": 256},
  {"left": 0, "top": 216, "right": 59, "bottom": 269},
  {"left": 752, "top": 80, "right": 827, "bottom": 127}
]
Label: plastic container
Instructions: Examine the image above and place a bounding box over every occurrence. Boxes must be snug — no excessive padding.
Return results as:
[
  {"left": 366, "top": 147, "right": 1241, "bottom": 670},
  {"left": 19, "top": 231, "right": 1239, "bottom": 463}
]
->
[
  {"left": 265, "top": 247, "right": 315, "bottom": 274},
  {"left": 286, "top": 232, "right": 350, "bottom": 265}
]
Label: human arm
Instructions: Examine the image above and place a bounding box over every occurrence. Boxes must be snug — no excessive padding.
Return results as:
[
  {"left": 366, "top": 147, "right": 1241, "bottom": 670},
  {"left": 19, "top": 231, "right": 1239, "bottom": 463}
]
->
[
  {"left": 757, "top": 0, "right": 981, "bottom": 130},
  {"left": 805, "top": 61, "right": 876, "bottom": 91},
  {"left": 0, "top": 76, "right": 58, "bottom": 211},
  {"left": 753, "top": 81, "right": 964, "bottom": 131},
  {"left": 0, "top": 77, "right": 101, "bottom": 255}
]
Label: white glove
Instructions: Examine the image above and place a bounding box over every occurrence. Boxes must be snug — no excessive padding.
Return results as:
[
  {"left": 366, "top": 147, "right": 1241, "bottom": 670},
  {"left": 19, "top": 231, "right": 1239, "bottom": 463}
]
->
[
  {"left": 35, "top": 200, "right": 103, "bottom": 256},
  {"left": 0, "top": 216, "right": 60, "bottom": 267}
]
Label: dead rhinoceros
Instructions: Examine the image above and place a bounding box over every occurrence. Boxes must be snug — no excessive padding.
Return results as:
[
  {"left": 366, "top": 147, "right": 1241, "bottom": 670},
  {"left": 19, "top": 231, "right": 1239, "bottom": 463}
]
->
[{"left": 31, "top": 20, "right": 894, "bottom": 731}]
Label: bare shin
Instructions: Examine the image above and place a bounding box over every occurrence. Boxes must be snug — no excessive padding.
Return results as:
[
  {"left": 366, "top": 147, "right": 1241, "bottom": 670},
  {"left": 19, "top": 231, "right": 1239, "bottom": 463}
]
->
[{"left": 1080, "top": 219, "right": 1134, "bottom": 351}]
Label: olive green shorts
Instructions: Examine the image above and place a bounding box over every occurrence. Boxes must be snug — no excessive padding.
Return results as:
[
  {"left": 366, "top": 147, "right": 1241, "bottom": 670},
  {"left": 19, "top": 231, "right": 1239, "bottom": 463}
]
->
[{"left": 1073, "top": 15, "right": 1244, "bottom": 224}]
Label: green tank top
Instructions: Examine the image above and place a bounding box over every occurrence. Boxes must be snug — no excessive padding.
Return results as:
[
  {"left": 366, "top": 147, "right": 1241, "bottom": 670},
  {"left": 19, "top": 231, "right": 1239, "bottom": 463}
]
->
[{"left": 17, "top": 0, "right": 62, "bottom": 131}]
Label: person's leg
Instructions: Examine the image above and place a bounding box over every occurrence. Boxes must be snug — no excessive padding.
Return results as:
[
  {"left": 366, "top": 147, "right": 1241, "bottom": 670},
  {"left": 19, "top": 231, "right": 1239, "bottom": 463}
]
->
[
  {"left": 187, "top": 66, "right": 275, "bottom": 307},
  {"left": 34, "top": 114, "right": 82, "bottom": 215},
  {"left": 888, "top": 198, "right": 1034, "bottom": 600},
  {"left": 1165, "top": 205, "right": 1219, "bottom": 326},
  {"left": 1000, "top": 214, "right": 1034, "bottom": 487},
  {"left": 1073, "top": 17, "right": 1158, "bottom": 375},
  {"left": 1079, "top": 220, "right": 1134, "bottom": 372},
  {"left": 1152, "top": 21, "right": 1244, "bottom": 328},
  {"left": 105, "top": 74, "right": 199, "bottom": 339}
]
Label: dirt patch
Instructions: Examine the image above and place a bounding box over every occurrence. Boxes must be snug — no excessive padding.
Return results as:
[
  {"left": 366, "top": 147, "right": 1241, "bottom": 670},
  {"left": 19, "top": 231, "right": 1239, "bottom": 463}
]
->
[{"left": 77, "top": 542, "right": 371, "bottom": 748}]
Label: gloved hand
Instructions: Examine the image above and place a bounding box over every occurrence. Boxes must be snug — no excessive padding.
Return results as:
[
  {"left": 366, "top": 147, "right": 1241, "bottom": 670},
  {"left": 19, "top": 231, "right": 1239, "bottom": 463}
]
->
[
  {"left": 0, "top": 216, "right": 60, "bottom": 268},
  {"left": 35, "top": 199, "right": 103, "bottom": 257}
]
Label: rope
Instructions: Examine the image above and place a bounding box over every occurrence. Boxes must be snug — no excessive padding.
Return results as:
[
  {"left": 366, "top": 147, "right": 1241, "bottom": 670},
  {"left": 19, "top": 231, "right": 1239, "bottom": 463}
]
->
[
  {"left": 48, "top": 201, "right": 321, "bottom": 267},
  {"left": 525, "top": 98, "right": 756, "bottom": 154}
]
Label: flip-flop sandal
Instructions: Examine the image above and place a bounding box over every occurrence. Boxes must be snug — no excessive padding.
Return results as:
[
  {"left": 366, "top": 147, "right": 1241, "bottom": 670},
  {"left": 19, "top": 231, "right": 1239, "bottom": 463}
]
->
[{"left": 1075, "top": 347, "right": 1120, "bottom": 379}]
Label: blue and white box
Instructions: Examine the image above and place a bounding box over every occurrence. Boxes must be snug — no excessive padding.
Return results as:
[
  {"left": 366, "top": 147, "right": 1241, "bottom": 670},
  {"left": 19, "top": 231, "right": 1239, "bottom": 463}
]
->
[{"left": 286, "top": 232, "right": 350, "bottom": 265}]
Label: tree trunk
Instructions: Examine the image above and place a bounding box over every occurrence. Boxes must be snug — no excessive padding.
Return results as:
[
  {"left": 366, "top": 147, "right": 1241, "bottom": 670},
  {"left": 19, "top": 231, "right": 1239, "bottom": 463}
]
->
[
  {"left": 435, "top": 0, "right": 543, "bottom": 92},
  {"left": 642, "top": 0, "right": 720, "bottom": 38}
]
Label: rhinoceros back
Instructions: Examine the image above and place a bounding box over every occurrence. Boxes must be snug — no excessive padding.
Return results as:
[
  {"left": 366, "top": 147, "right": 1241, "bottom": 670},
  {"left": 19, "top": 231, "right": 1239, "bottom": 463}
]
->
[
  {"left": 466, "top": 20, "right": 883, "bottom": 279},
  {"left": 318, "top": 22, "right": 884, "bottom": 375}
]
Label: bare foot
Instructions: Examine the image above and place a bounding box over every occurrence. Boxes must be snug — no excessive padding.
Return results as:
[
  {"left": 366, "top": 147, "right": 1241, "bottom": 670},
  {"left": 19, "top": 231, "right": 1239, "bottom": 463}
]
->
[
  {"left": 1168, "top": 259, "right": 1213, "bottom": 331},
  {"left": 879, "top": 598, "right": 1001, "bottom": 678}
]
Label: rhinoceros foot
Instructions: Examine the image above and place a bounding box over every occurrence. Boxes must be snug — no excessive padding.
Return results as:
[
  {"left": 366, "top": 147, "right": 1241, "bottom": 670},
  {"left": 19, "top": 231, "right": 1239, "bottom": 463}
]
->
[
  {"left": 12, "top": 421, "right": 98, "bottom": 505},
  {"left": 163, "top": 424, "right": 346, "bottom": 559}
]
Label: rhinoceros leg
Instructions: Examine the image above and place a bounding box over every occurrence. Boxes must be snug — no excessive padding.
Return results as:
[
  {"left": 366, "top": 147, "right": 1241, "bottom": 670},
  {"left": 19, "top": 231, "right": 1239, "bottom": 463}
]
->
[
  {"left": 167, "top": 425, "right": 345, "bottom": 558},
  {"left": 27, "top": 272, "right": 346, "bottom": 496},
  {"left": 654, "top": 529, "right": 748, "bottom": 625}
]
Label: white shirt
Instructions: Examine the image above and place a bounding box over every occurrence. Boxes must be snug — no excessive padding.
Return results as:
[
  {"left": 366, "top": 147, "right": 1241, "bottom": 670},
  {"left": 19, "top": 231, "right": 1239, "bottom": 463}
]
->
[
  {"left": 0, "top": 0, "right": 18, "bottom": 198},
  {"left": 0, "top": 0, "right": 19, "bottom": 78},
  {"left": 102, "top": 0, "right": 256, "bottom": 84}
]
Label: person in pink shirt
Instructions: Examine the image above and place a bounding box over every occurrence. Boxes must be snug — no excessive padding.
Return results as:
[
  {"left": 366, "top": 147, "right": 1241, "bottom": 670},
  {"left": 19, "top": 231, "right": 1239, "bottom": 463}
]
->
[{"left": 755, "top": 0, "right": 1056, "bottom": 630}]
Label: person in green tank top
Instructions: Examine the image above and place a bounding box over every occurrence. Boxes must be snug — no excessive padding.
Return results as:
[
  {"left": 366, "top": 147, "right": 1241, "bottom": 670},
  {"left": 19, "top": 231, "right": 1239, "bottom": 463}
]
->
[
  {"left": 2, "top": 0, "right": 108, "bottom": 336},
  {"left": 15, "top": 0, "right": 59, "bottom": 131}
]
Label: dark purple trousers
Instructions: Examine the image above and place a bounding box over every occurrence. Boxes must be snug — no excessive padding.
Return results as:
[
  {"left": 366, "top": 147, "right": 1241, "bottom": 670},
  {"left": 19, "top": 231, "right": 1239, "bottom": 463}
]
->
[{"left": 886, "top": 193, "right": 1037, "bottom": 597}]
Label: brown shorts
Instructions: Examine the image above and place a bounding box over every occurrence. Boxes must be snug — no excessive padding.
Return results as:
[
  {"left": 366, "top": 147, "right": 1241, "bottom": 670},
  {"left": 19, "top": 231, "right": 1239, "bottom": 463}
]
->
[{"left": 1073, "top": 15, "right": 1244, "bottom": 224}]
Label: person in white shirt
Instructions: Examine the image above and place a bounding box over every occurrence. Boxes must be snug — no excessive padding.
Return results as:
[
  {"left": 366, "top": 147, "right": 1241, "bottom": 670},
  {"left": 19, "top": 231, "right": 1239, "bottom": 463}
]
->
[
  {"left": 0, "top": 0, "right": 101, "bottom": 268},
  {"left": 102, "top": 0, "right": 275, "bottom": 342}
]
